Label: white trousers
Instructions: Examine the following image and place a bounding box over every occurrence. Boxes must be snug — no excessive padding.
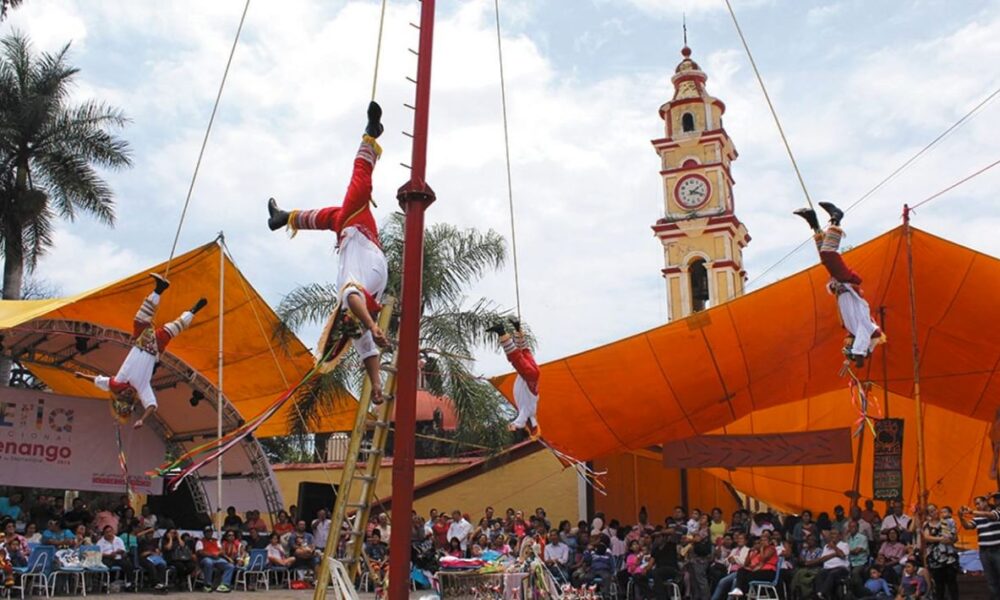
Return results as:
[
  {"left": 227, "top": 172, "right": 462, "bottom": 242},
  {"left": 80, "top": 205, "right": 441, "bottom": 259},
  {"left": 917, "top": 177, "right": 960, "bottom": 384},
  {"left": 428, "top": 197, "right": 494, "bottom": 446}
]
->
[
  {"left": 837, "top": 287, "right": 880, "bottom": 356},
  {"left": 512, "top": 376, "right": 539, "bottom": 428},
  {"left": 94, "top": 347, "right": 157, "bottom": 410},
  {"left": 337, "top": 226, "right": 388, "bottom": 360}
]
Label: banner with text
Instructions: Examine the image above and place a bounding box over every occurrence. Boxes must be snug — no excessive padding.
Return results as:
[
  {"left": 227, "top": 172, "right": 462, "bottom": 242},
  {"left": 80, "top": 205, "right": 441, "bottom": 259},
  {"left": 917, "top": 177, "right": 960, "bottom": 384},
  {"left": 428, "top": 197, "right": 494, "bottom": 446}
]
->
[
  {"left": 0, "top": 388, "right": 164, "bottom": 494},
  {"left": 873, "top": 418, "right": 904, "bottom": 501}
]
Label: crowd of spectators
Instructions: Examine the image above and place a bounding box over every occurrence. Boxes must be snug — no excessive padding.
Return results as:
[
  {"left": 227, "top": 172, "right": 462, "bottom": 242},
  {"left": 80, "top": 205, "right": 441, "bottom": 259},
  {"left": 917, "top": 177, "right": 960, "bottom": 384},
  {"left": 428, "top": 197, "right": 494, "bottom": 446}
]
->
[{"left": 2, "top": 489, "right": 997, "bottom": 598}]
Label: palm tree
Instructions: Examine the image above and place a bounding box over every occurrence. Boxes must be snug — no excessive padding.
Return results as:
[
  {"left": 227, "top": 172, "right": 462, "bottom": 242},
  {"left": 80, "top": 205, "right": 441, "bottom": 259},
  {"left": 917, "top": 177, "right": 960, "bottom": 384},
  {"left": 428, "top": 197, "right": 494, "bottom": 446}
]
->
[
  {"left": 0, "top": 32, "right": 131, "bottom": 298},
  {"left": 277, "top": 212, "right": 517, "bottom": 454},
  {"left": 0, "top": 32, "right": 131, "bottom": 382}
]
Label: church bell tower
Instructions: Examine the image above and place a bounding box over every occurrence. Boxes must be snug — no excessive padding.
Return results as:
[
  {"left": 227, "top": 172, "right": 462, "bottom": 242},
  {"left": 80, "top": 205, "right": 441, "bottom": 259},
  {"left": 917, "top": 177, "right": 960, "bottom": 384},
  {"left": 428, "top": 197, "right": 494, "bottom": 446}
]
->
[{"left": 652, "top": 46, "right": 751, "bottom": 321}]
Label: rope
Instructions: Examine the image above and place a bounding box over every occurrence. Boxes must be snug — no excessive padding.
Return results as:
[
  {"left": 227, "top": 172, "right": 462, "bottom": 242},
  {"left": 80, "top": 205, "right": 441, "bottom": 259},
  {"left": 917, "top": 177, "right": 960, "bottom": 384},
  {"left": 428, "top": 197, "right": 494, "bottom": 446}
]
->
[
  {"left": 493, "top": 0, "right": 522, "bottom": 319},
  {"left": 371, "top": 0, "right": 388, "bottom": 101},
  {"left": 724, "top": 0, "right": 813, "bottom": 211},
  {"left": 747, "top": 81, "right": 1000, "bottom": 289},
  {"left": 164, "top": 0, "right": 250, "bottom": 278},
  {"left": 909, "top": 156, "right": 1000, "bottom": 211}
]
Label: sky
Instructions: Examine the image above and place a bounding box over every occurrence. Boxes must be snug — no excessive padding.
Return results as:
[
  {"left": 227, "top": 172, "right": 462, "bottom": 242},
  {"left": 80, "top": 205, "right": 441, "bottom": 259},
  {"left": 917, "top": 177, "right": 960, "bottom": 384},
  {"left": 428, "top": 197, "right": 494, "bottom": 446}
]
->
[{"left": 8, "top": 0, "right": 1000, "bottom": 377}]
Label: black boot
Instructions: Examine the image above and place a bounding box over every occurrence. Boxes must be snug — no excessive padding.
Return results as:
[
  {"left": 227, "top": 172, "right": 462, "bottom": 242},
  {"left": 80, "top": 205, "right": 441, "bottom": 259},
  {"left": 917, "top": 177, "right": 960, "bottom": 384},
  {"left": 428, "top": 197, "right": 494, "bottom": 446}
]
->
[
  {"left": 190, "top": 298, "right": 208, "bottom": 314},
  {"left": 485, "top": 322, "right": 507, "bottom": 337},
  {"left": 267, "top": 198, "right": 290, "bottom": 231},
  {"left": 792, "top": 208, "right": 820, "bottom": 232},
  {"left": 150, "top": 273, "right": 170, "bottom": 295},
  {"left": 366, "top": 101, "right": 384, "bottom": 139},
  {"left": 818, "top": 202, "right": 844, "bottom": 226},
  {"left": 507, "top": 316, "right": 522, "bottom": 332}
]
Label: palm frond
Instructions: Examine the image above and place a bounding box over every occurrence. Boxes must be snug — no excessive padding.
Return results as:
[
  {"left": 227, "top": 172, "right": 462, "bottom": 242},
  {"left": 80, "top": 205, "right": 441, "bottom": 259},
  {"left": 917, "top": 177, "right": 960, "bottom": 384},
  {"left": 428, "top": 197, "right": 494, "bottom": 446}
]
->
[{"left": 276, "top": 282, "right": 339, "bottom": 332}]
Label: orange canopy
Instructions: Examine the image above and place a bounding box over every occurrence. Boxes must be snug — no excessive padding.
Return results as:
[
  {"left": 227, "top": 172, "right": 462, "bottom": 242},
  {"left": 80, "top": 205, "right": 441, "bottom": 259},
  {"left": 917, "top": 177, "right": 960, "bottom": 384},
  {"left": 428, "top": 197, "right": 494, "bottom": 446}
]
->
[
  {"left": 493, "top": 226, "right": 1000, "bottom": 513},
  {"left": 0, "top": 241, "right": 356, "bottom": 438}
]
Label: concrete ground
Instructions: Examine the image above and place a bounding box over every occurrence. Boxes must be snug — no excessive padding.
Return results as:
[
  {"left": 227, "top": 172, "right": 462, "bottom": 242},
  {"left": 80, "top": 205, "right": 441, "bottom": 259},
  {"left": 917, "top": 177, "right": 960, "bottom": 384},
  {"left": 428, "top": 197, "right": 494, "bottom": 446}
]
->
[{"left": 126, "top": 593, "right": 385, "bottom": 600}]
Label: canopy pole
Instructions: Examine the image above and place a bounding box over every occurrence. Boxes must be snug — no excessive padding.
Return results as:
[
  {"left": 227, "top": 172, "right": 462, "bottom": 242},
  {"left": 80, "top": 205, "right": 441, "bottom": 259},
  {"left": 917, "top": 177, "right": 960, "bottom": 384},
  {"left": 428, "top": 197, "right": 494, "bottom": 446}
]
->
[
  {"left": 902, "top": 207, "right": 928, "bottom": 513},
  {"left": 880, "top": 306, "right": 890, "bottom": 417},
  {"left": 216, "top": 233, "right": 225, "bottom": 526},
  {"left": 389, "top": 1, "right": 436, "bottom": 599}
]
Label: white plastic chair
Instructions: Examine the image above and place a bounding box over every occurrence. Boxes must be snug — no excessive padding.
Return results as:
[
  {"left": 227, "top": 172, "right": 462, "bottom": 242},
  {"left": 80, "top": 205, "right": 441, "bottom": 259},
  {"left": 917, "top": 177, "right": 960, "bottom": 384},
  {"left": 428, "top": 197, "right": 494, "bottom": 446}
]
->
[{"left": 327, "top": 557, "right": 359, "bottom": 600}]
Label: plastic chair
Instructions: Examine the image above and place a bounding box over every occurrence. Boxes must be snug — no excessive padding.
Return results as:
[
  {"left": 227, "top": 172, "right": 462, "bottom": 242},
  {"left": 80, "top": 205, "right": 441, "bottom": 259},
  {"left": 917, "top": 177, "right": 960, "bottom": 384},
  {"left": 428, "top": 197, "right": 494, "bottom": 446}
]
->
[
  {"left": 49, "top": 549, "right": 86, "bottom": 597},
  {"left": 748, "top": 558, "right": 784, "bottom": 600},
  {"left": 78, "top": 544, "right": 110, "bottom": 594},
  {"left": 236, "top": 549, "right": 269, "bottom": 591},
  {"left": 11, "top": 544, "right": 53, "bottom": 599},
  {"left": 327, "top": 558, "right": 359, "bottom": 600}
]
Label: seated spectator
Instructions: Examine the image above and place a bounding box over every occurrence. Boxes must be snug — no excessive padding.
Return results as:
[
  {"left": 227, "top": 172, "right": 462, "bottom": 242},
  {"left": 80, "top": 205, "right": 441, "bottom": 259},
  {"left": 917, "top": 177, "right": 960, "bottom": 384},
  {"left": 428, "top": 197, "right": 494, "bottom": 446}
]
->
[
  {"left": 626, "top": 541, "right": 654, "bottom": 600},
  {"left": 30, "top": 495, "right": 58, "bottom": 532},
  {"left": 247, "top": 528, "right": 269, "bottom": 550},
  {"left": 120, "top": 522, "right": 140, "bottom": 554},
  {"left": 731, "top": 530, "right": 778, "bottom": 595},
  {"left": 6, "top": 536, "right": 27, "bottom": 567},
  {"left": 860, "top": 499, "right": 882, "bottom": 528},
  {"left": 266, "top": 533, "right": 294, "bottom": 567},
  {"left": 863, "top": 566, "right": 892, "bottom": 599},
  {"left": 846, "top": 519, "right": 871, "bottom": 591},
  {"left": 814, "top": 528, "right": 850, "bottom": 599},
  {"left": 97, "top": 525, "right": 133, "bottom": 590},
  {"left": 365, "top": 529, "right": 388, "bottom": 562},
  {"left": 222, "top": 507, "right": 243, "bottom": 530},
  {"left": 470, "top": 533, "right": 488, "bottom": 558},
  {"left": 543, "top": 530, "right": 569, "bottom": 582},
  {"left": 273, "top": 511, "right": 294, "bottom": 539},
  {"left": 375, "top": 513, "right": 392, "bottom": 544},
  {"left": 221, "top": 529, "right": 247, "bottom": 568},
  {"left": 749, "top": 513, "right": 775, "bottom": 541},
  {"left": 137, "top": 528, "right": 168, "bottom": 590},
  {"left": 881, "top": 501, "right": 914, "bottom": 544},
  {"left": 118, "top": 507, "right": 139, "bottom": 537},
  {"left": 793, "top": 510, "right": 818, "bottom": 549},
  {"left": 709, "top": 507, "right": 728, "bottom": 544},
  {"left": 587, "top": 543, "right": 615, "bottom": 597},
  {"left": 161, "top": 528, "right": 196, "bottom": 589},
  {"left": 3, "top": 521, "right": 27, "bottom": 556},
  {"left": 877, "top": 528, "right": 906, "bottom": 580},
  {"left": 446, "top": 537, "right": 463, "bottom": 558},
  {"left": 0, "top": 493, "right": 23, "bottom": 521},
  {"left": 897, "top": 561, "right": 926, "bottom": 599},
  {"left": 707, "top": 533, "right": 734, "bottom": 593},
  {"left": 61, "top": 498, "right": 94, "bottom": 531},
  {"left": 196, "top": 527, "right": 234, "bottom": 593},
  {"left": 791, "top": 534, "right": 824, "bottom": 599},
  {"left": 72, "top": 523, "right": 93, "bottom": 547},
  {"left": 93, "top": 504, "right": 120, "bottom": 536},
  {"left": 23, "top": 522, "right": 40, "bottom": 545},
  {"left": 40, "top": 518, "right": 74, "bottom": 549},
  {"left": 244, "top": 510, "right": 268, "bottom": 534},
  {"left": 289, "top": 532, "right": 316, "bottom": 576},
  {"left": 139, "top": 506, "right": 157, "bottom": 531}
]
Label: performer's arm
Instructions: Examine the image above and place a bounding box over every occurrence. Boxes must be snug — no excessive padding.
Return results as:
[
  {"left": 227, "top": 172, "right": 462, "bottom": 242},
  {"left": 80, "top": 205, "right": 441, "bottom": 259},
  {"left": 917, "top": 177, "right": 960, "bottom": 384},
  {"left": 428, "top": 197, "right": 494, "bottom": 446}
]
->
[
  {"left": 76, "top": 372, "right": 109, "bottom": 390},
  {"left": 133, "top": 405, "right": 156, "bottom": 429}
]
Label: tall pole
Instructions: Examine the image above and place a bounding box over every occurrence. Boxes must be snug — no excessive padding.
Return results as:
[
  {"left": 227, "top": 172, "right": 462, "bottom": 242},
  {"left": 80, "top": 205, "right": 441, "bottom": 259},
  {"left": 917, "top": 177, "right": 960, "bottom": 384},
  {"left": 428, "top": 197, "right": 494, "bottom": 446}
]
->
[
  {"left": 902, "top": 207, "right": 928, "bottom": 513},
  {"left": 389, "top": 1, "right": 436, "bottom": 600},
  {"left": 217, "top": 233, "right": 225, "bottom": 527},
  {"left": 880, "top": 306, "right": 889, "bottom": 417}
]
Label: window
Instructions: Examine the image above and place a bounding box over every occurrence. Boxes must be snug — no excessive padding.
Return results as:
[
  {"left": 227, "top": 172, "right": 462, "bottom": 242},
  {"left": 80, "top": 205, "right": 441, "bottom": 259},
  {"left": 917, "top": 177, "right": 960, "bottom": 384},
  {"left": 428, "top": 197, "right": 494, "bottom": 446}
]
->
[
  {"left": 689, "top": 258, "right": 709, "bottom": 312},
  {"left": 681, "top": 112, "right": 696, "bottom": 133}
]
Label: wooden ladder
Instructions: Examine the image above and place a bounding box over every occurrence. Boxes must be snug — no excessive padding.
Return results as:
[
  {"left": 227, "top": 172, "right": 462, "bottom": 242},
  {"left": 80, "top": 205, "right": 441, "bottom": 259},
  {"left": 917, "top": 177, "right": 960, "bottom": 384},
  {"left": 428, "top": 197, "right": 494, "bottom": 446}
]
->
[{"left": 314, "top": 296, "right": 398, "bottom": 599}]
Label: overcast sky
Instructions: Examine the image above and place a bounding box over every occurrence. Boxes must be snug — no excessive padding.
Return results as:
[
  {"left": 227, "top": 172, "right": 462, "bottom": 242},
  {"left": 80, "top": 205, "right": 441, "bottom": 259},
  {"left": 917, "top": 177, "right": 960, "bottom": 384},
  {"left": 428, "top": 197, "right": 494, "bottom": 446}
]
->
[{"left": 10, "top": 0, "right": 1000, "bottom": 376}]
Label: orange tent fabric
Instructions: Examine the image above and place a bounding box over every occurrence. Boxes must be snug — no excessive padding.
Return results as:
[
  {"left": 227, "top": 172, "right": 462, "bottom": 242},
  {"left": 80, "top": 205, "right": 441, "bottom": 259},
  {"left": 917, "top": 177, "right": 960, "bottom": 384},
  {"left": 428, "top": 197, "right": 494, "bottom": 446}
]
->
[
  {"left": 0, "top": 242, "right": 357, "bottom": 437},
  {"left": 493, "top": 226, "right": 1000, "bottom": 513}
]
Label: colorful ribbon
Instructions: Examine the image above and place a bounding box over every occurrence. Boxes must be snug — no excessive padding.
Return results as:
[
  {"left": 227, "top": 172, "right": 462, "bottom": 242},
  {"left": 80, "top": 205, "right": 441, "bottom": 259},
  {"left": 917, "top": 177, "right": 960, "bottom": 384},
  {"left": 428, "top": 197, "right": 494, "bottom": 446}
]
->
[
  {"left": 537, "top": 437, "right": 607, "bottom": 495},
  {"left": 115, "top": 425, "right": 133, "bottom": 497}
]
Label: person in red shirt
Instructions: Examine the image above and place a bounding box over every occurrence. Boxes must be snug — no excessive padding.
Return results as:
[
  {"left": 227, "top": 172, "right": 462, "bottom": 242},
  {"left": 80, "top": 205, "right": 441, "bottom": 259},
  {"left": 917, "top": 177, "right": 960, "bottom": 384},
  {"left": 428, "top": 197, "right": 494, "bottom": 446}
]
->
[
  {"left": 267, "top": 102, "right": 389, "bottom": 403},
  {"left": 432, "top": 514, "right": 450, "bottom": 550}
]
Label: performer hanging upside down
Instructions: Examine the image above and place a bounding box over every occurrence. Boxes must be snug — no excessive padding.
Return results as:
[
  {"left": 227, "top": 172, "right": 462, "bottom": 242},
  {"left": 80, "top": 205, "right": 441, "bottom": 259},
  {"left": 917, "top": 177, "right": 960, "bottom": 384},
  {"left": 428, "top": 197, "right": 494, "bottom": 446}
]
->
[
  {"left": 75, "top": 274, "right": 208, "bottom": 429},
  {"left": 266, "top": 101, "right": 390, "bottom": 404},
  {"left": 794, "top": 202, "right": 884, "bottom": 368},
  {"left": 487, "top": 317, "right": 540, "bottom": 434}
]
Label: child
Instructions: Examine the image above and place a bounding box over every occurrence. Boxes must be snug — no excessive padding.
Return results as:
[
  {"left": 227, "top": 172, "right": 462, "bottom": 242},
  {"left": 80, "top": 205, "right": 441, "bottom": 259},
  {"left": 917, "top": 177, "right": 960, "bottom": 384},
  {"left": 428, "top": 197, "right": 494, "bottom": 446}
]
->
[
  {"left": 75, "top": 274, "right": 207, "bottom": 428},
  {"left": 863, "top": 567, "right": 892, "bottom": 599},
  {"left": 487, "top": 317, "right": 540, "bottom": 434},
  {"left": 794, "top": 203, "right": 884, "bottom": 367},
  {"left": 896, "top": 561, "right": 926, "bottom": 599},
  {"left": 267, "top": 102, "right": 390, "bottom": 404}
]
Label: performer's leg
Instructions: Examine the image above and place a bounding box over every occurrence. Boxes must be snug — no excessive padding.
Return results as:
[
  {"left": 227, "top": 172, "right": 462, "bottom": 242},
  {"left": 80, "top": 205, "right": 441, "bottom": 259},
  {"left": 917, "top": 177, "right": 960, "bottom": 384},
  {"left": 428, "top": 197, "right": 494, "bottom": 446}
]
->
[
  {"left": 346, "top": 292, "right": 388, "bottom": 348},
  {"left": 354, "top": 332, "right": 384, "bottom": 405},
  {"left": 155, "top": 298, "right": 207, "bottom": 351}
]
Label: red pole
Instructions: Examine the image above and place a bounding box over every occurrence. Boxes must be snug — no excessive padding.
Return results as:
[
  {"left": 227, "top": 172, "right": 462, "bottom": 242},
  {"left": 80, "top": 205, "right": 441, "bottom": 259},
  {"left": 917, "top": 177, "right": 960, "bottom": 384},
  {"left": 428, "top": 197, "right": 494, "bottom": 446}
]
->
[{"left": 389, "top": 1, "right": 435, "bottom": 599}]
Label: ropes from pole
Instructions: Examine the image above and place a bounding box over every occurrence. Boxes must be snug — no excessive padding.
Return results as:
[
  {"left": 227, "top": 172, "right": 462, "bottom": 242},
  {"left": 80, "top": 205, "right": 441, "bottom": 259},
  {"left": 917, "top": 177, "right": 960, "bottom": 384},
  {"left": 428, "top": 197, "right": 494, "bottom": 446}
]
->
[
  {"left": 723, "top": 0, "right": 814, "bottom": 211},
  {"left": 165, "top": 0, "right": 250, "bottom": 278},
  {"left": 909, "top": 156, "right": 1000, "bottom": 211},
  {"left": 371, "top": 0, "right": 388, "bottom": 101},
  {"left": 493, "top": 0, "right": 522, "bottom": 319}
]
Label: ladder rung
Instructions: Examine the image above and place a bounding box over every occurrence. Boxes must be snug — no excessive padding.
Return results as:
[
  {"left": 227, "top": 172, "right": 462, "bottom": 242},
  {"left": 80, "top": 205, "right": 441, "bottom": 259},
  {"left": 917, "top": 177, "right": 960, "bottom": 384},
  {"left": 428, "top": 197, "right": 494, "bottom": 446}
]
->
[
  {"left": 365, "top": 420, "right": 390, "bottom": 429},
  {"left": 347, "top": 502, "right": 368, "bottom": 510},
  {"left": 366, "top": 448, "right": 384, "bottom": 456},
  {"left": 349, "top": 530, "right": 365, "bottom": 537},
  {"left": 353, "top": 474, "right": 375, "bottom": 482},
  {"left": 381, "top": 364, "right": 397, "bottom": 373}
]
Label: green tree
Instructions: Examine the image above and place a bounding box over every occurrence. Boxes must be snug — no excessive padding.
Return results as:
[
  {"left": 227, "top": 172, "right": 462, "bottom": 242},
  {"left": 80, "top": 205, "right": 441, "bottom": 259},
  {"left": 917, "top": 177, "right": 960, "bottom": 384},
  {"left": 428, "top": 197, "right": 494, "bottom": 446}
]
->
[
  {"left": 0, "top": 32, "right": 131, "bottom": 304},
  {"left": 277, "top": 213, "right": 516, "bottom": 454}
]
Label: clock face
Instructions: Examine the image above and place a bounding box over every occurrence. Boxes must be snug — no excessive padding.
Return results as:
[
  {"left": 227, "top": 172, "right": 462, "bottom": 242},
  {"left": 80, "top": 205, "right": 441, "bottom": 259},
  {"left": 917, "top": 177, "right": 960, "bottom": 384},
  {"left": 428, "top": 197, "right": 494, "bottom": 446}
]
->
[{"left": 674, "top": 174, "right": 711, "bottom": 210}]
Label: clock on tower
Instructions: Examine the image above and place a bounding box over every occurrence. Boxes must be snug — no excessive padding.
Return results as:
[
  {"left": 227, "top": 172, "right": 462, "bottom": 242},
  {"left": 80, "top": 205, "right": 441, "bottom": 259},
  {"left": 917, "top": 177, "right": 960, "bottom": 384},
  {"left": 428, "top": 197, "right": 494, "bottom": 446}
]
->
[{"left": 650, "top": 46, "right": 751, "bottom": 322}]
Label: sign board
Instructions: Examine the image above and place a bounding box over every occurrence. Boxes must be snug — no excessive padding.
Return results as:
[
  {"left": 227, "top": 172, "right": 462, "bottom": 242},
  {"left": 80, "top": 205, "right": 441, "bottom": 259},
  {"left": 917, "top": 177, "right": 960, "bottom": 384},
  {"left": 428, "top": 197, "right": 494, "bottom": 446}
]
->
[
  {"left": 662, "top": 428, "right": 853, "bottom": 469},
  {"left": 873, "top": 418, "right": 904, "bottom": 501},
  {"left": 0, "top": 387, "right": 165, "bottom": 494}
]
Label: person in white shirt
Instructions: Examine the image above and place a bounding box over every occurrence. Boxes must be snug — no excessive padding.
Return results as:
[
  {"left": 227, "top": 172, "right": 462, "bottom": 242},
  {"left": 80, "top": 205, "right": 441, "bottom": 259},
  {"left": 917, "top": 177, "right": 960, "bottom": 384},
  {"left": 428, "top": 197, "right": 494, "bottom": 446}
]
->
[
  {"left": 813, "top": 529, "right": 850, "bottom": 599},
  {"left": 711, "top": 532, "right": 749, "bottom": 600},
  {"left": 880, "top": 501, "right": 914, "bottom": 543},
  {"left": 447, "top": 511, "right": 473, "bottom": 552},
  {"left": 749, "top": 513, "right": 775, "bottom": 539},
  {"left": 312, "top": 509, "right": 331, "bottom": 552},
  {"left": 543, "top": 531, "right": 570, "bottom": 581},
  {"left": 687, "top": 509, "right": 702, "bottom": 536},
  {"left": 97, "top": 525, "right": 133, "bottom": 588}
]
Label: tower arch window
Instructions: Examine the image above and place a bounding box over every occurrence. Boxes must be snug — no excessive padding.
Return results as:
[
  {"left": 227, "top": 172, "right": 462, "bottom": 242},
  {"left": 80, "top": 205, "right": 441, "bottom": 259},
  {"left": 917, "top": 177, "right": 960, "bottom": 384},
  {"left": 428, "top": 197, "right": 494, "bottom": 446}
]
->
[
  {"left": 681, "top": 112, "right": 696, "bottom": 133},
  {"left": 689, "top": 258, "right": 710, "bottom": 312}
]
